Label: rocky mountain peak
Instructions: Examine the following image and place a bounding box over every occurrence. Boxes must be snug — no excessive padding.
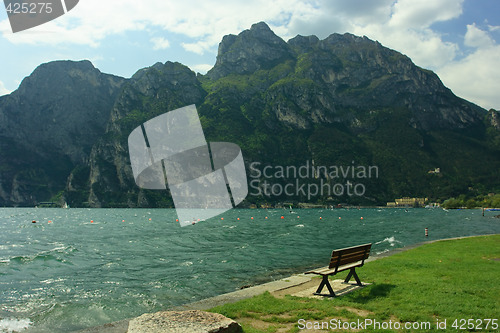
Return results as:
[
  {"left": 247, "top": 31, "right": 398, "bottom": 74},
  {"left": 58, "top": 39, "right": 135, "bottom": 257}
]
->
[
  {"left": 287, "top": 34, "right": 320, "bottom": 50},
  {"left": 248, "top": 21, "right": 280, "bottom": 40},
  {"left": 110, "top": 61, "right": 205, "bottom": 122},
  {"left": 0, "top": 60, "right": 125, "bottom": 163},
  {"left": 206, "top": 22, "right": 294, "bottom": 80},
  {"left": 15, "top": 60, "right": 99, "bottom": 96}
]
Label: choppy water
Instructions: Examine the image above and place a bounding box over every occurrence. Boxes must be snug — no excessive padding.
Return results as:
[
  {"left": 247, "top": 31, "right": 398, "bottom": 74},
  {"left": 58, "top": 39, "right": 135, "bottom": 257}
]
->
[{"left": 0, "top": 207, "right": 499, "bottom": 332}]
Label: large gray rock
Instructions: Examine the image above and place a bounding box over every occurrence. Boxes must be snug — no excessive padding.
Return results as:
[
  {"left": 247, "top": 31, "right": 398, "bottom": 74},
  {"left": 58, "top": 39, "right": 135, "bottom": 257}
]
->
[{"left": 127, "top": 310, "right": 241, "bottom": 333}]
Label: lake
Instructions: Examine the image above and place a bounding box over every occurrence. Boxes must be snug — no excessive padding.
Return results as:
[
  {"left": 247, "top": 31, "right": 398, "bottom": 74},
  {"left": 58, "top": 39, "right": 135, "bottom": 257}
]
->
[{"left": 0, "top": 207, "right": 499, "bottom": 332}]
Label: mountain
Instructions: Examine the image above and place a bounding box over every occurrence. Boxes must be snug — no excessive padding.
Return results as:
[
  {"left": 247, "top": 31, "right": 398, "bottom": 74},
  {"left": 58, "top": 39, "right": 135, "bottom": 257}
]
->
[
  {"left": 82, "top": 62, "right": 206, "bottom": 207},
  {"left": 1, "top": 23, "right": 499, "bottom": 207},
  {"left": 0, "top": 60, "right": 125, "bottom": 206}
]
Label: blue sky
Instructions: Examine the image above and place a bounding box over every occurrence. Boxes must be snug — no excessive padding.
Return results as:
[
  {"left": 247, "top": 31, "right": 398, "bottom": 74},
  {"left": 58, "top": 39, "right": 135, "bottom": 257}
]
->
[{"left": 0, "top": 0, "right": 499, "bottom": 109}]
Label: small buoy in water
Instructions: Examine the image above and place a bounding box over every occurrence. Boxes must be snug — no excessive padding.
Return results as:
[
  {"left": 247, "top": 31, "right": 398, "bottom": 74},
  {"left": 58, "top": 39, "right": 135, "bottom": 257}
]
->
[
  {"left": 319, "top": 217, "right": 322, "bottom": 220},
  {"left": 122, "top": 219, "right": 125, "bottom": 222},
  {"left": 48, "top": 220, "right": 52, "bottom": 223},
  {"left": 251, "top": 217, "right": 254, "bottom": 220},
  {"left": 281, "top": 216, "right": 284, "bottom": 219},
  {"left": 90, "top": 220, "right": 94, "bottom": 223},
  {"left": 237, "top": 217, "right": 240, "bottom": 220},
  {"left": 176, "top": 219, "right": 179, "bottom": 222},
  {"left": 338, "top": 217, "right": 341, "bottom": 220},
  {"left": 221, "top": 217, "right": 224, "bottom": 220},
  {"left": 265, "top": 216, "right": 268, "bottom": 219},
  {"left": 425, "top": 227, "right": 429, "bottom": 237},
  {"left": 32, "top": 220, "right": 36, "bottom": 223},
  {"left": 360, "top": 217, "right": 364, "bottom": 220},
  {"left": 297, "top": 216, "right": 300, "bottom": 218},
  {"left": 149, "top": 218, "right": 152, "bottom": 221}
]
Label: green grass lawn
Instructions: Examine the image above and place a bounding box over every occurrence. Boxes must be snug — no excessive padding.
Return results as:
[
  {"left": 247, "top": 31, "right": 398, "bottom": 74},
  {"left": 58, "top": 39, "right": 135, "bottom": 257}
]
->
[{"left": 210, "top": 235, "right": 500, "bottom": 332}]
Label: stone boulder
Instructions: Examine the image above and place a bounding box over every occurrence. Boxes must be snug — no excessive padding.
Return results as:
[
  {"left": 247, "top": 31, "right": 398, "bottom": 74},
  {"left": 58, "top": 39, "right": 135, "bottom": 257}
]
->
[{"left": 127, "top": 310, "right": 241, "bottom": 333}]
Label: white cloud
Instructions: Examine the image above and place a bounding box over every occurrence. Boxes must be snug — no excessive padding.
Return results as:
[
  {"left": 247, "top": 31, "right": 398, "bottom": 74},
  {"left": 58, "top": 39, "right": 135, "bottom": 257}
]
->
[
  {"left": 464, "top": 23, "right": 494, "bottom": 48},
  {"left": 0, "top": 80, "right": 11, "bottom": 96},
  {"left": 1, "top": 0, "right": 302, "bottom": 48},
  {"left": 436, "top": 24, "right": 500, "bottom": 110},
  {"left": 189, "top": 63, "right": 213, "bottom": 74},
  {"left": 151, "top": 37, "right": 170, "bottom": 50},
  {"left": 439, "top": 44, "right": 500, "bottom": 110},
  {"left": 350, "top": 24, "right": 458, "bottom": 70},
  {"left": 0, "top": 18, "right": 11, "bottom": 34},
  {"left": 181, "top": 40, "right": 213, "bottom": 55},
  {"left": 389, "top": 0, "right": 463, "bottom": 28},
  {"left": 321, "top": 0, "right": 394, "bottom": 26}
]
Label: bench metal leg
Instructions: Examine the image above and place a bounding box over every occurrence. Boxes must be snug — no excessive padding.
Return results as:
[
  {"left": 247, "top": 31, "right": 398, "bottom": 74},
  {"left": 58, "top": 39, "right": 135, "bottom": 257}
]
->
[
  {"left": 344, "top": 268, "right": 363, "bottom": 286},
  {"left": 314, "top": 275, "right": 336, "bottom": 297}
]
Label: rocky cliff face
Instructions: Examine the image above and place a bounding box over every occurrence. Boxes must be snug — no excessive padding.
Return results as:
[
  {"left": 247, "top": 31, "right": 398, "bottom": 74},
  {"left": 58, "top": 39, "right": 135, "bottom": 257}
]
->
[
  {"left": 1, "top": 23, "right": 498, "bottom": 207},
  {"left": 487, "top": 109, "right": 500, "bottom": 130},
  {"left": 80, "top": 62, "right": 206, "bottom": 207},
  {"left": 288, "top": 32, "right": 483, "bottom": 131},
  {"left": 0, "top": 60, "right": 125, "bottom": 163},
  {"left": 0, "top": 60, "right": 125, "bottom": 205},
  {"left": 207, "top": 22, "right": 295, "bottom": 80},
  {"left": 207, "top": 23, "right": 483, "bottom": 132}
]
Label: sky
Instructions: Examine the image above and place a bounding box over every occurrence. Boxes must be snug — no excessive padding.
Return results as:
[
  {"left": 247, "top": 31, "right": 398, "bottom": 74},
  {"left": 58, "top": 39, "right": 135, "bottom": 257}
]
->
[{"left": 0, "top": 0, "right": 499, "bottom": 110}]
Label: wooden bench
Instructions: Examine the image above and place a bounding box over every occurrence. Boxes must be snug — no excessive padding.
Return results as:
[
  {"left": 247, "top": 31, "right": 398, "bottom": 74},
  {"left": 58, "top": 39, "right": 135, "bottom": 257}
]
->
[{"left": 305, "top": 243, "right": 372, "bottom": 297}]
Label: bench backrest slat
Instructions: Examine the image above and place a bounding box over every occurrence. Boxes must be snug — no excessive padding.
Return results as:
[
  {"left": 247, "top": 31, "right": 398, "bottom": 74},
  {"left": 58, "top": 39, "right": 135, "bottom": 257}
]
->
[{"left": 329, "top": 243, "right": 372, "bottom": 271}]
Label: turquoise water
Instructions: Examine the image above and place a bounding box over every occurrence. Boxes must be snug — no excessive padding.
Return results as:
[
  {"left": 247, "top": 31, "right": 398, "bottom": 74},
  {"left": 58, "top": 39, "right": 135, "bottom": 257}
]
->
[{"left": 0, "top": 208, "right": 499, "bottom": 332}]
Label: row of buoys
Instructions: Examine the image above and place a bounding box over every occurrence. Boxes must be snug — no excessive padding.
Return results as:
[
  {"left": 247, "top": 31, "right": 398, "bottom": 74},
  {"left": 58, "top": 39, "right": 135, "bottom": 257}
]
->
[
  {"left": 175, "top": 216, "right": 366, "bottom": 222},
  {"left": 30, "top": 217, "right": 156, "bottom": 224},
  {"left": 32, "top": 216, "right": 365, "bottom": 224}
]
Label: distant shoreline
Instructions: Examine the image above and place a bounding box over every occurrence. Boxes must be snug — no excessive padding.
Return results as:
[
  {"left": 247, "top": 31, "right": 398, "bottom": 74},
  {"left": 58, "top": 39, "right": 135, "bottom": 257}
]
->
[{"left": 3, "top": 204, "right": 499, "bottom": 209}]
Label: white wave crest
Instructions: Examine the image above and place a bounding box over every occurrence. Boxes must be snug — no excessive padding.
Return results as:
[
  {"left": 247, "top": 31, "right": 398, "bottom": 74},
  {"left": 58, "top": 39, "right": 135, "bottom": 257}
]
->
[
  {"left": 375, "top": 236, "right": 401, "bottom": 247},
  {"left": 0, "top": 318, "right": 32, "bottom": 332}
]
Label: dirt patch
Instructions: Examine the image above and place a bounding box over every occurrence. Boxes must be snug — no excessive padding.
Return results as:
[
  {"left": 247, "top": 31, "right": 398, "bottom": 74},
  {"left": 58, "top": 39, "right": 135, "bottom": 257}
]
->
[
  {"left": 336, "top": 306, "right": 374, "bottom": 317},
  {"left": 484, "top": 256, "right": 500, "bottom": 261},
  {"left": 261, "top": 313, "right": 297, "bottom": 321},
  {"left": 237, "top": 317, "right": 294, "bottom": 332},
  {"left": 239, "top": 316, "right": 364, "bottom": 333}
]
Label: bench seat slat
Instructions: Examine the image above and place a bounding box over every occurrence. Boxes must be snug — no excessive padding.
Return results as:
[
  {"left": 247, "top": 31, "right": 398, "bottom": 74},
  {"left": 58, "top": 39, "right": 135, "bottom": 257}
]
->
[
  {"left": 330, "top": 243, "right": 372, "bottom": 254},
  {"left": 306, "top": 261, "right": 364, "bottom": 276},
  {"left": 332, "top": 247, "right": 370, "bottom": 257},
  {"left": 329, "top": 244, "right": 371, "bottom": 268},
  {"left": 330, "top": 251, "right": 368, "bottom": 263},
  {"left": 330, "top": 252, "right": 370, "bottom": 268}
]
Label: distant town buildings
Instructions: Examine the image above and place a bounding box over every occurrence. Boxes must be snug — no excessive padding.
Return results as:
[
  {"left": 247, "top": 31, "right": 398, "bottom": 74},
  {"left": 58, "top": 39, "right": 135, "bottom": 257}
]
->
[{"left": 387, "top": 197, "right": 428, "bottom": 207}]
